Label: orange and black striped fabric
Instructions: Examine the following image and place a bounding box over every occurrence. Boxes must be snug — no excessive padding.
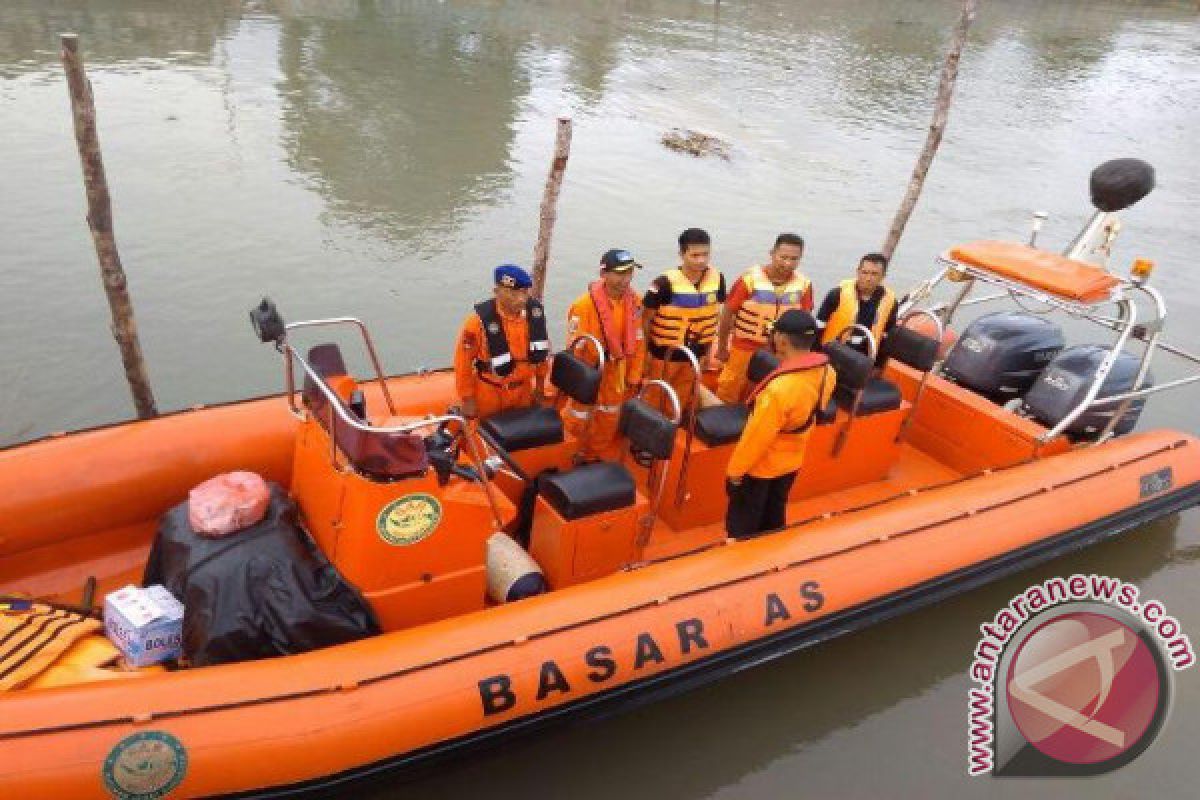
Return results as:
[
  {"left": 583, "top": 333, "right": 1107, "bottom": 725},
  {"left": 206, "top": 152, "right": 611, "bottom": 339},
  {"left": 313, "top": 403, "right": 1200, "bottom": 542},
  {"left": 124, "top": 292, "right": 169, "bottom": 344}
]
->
[{"left": 0, "top": 604, "right": 101, "bottom": 690}]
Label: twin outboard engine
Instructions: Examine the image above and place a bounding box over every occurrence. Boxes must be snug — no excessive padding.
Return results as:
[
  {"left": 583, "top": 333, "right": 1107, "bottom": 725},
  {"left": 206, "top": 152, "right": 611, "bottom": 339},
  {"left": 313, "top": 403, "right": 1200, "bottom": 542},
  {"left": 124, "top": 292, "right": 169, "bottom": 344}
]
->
[
  {"left": 942, "top": 312, "right": 1065, "bottom": 404},
  {"left": 1022, "top": 346, "right": 1152, "bottom": 441}
]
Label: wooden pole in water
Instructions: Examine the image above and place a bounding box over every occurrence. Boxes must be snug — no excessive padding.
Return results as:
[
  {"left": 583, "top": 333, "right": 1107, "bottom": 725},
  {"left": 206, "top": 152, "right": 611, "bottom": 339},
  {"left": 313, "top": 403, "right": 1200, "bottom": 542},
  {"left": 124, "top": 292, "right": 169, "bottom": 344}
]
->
[
  {"left": 881, "top": 0, "right": 978, "bottom": 262},
  {"left": 530, "top": 117, "right": 573, "bottom": 300},
  {"left": 60, "top": 33, "right": 157, "bottom": 419}
]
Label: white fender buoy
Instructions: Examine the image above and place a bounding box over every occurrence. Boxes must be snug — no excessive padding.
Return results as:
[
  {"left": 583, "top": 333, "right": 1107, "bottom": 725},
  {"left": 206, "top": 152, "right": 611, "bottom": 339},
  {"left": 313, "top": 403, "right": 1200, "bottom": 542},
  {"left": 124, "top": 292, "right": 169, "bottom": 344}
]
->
[{"left": 486, "top": 533, "right": 547, "bottom": 603}]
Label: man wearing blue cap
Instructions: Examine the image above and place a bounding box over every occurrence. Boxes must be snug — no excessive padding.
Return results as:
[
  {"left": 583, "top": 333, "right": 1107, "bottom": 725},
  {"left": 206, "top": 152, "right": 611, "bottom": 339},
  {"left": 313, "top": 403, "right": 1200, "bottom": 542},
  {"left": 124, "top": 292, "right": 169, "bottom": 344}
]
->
[{"left": 454, "top": 264, "right": 551, "bottom": 419}]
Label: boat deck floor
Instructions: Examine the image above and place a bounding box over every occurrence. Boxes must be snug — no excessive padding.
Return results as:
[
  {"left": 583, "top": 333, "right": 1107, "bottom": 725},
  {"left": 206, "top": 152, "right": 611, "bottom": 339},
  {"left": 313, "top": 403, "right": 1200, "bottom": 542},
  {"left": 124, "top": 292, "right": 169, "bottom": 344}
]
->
[
  {"left": 27, "top": 445, "right": 961, "bottom": 616},
  {"left": 641, "top": 443, "right": 962, "bottom": 562}
]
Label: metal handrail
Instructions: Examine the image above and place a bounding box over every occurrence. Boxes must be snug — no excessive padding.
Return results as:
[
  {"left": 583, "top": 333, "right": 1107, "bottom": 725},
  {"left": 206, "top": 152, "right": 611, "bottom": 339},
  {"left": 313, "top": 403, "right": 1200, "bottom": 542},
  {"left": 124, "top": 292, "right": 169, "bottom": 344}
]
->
[
  {"left": 562, "top": 334, "right": 606, "bottom": 446},
  {"left": 284, "top": 317, "right": 397, "bottom": 415},
  {"left": 932, "top": 254, "right": 1125, "bottom": 316},
  {"left": 839, "top": 324, "right": 879, "bottom": 361},
  {"left": 1095, "top": 284, "right": 1165, "bottom": 442},
  {"left": 1036, "top": 296, "right": 1137, "bottom": 445},
  {"left": 892, "top": 310, "right": 944, "bottom": 445},
  {"left": 660, "top": 345, "right": 702, "bottom": 508},
  {"left": 283, "top": 344, "right": 505, "bottom": 529},
  {"left": 566, "top": 333, "right": 606, "bottom": 373},
  {"left": 637, "top": 378, "right": 683, "bottom": 425},
  {"left": 907, "top": 253, "right": 1193, "bottom": 451},
  {"left": 898, "top": 308, "right": 945, "bottom": 342},
  {"left": 1093, "top": 375, "right": 1200, "bottom": 406}
]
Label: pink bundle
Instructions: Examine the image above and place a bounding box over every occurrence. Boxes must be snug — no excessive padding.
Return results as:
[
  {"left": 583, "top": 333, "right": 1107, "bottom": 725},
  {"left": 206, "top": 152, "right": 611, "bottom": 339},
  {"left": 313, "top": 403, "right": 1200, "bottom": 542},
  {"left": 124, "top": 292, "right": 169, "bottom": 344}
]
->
[{"left": 187, "top": 472, "right": 270, "bottom": 537}]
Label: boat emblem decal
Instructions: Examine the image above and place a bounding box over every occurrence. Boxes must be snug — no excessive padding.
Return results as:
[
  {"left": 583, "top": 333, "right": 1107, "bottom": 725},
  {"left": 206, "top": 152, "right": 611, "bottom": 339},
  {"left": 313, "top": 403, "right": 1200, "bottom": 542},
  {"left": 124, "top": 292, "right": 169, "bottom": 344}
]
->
[
  {"left": 377, "top": 493, "right": 442, "bottom": 546},
  {"left": 1139, "top": 467, "right": 1172, "bottom": 499},
  {"left": 102, "top": 730, "right": 188, "bottom": 800},
  {"left": 962, "top": 337, "right": 984, "bottom": 353},
  {"left": 487, "top": 322, "right": 501, "bottom": 334}
]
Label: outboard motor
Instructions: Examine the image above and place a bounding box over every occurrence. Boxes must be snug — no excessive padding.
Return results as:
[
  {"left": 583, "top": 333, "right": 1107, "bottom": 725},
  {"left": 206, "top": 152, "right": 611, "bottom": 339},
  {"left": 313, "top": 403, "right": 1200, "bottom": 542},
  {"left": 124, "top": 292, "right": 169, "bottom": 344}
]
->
[
  {"left": 1022, "top": 345, "right": 1153, "bottom": 442},
  {"left": 942, "top": 312, "right": 1065, "bottom": 404}
]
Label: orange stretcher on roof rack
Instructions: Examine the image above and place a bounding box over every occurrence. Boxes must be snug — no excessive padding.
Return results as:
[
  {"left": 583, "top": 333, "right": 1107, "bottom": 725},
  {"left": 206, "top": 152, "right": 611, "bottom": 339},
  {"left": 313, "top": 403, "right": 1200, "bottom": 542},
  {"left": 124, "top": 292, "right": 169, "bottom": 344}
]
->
[
  {"left": 2, "top": 159, "right": 1200, "bottom": 799},
  {"left": 946, "top": 240, "right": 1123, "bottom": 304}
]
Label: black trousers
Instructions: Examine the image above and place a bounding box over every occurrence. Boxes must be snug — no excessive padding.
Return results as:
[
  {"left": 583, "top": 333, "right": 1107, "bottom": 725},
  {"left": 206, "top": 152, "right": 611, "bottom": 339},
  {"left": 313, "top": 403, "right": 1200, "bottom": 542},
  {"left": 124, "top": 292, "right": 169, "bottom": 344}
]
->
[{"left": 725, "top": 471, "right": 798, "bottom": 539}]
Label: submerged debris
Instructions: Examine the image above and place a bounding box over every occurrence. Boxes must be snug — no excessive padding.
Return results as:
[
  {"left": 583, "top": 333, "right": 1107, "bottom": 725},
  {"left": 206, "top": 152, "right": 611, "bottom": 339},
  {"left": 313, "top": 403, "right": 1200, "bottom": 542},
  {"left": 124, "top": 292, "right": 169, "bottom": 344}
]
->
[{"left": 661, "top": 128, "right": 731, "bottom": 160}]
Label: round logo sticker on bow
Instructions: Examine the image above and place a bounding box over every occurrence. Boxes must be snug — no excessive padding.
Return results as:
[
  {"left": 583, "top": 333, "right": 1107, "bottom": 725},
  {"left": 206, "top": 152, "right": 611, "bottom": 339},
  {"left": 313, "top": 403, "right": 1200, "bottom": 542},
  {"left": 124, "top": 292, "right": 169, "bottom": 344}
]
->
[
  {"left": 377, "top": 493, "right": 442, "bottom": 546},
  {"left": 103, "top": 731, "right": 188, "bottom": 800}
]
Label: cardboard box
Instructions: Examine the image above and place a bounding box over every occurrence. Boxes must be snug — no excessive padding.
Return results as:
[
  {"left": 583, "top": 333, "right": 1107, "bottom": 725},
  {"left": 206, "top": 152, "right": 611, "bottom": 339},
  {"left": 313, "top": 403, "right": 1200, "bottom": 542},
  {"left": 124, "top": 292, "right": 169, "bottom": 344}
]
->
[{"left": 104, "top": 585, "right": 184, "bottom": 667}]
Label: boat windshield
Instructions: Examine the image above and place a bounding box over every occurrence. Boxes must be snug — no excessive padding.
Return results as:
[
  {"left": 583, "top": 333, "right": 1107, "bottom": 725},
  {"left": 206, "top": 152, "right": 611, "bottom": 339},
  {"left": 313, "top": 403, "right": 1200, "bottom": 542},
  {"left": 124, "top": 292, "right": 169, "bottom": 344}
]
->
[{"left": 304, "top": 380, "right": 430, "bottom": 480}]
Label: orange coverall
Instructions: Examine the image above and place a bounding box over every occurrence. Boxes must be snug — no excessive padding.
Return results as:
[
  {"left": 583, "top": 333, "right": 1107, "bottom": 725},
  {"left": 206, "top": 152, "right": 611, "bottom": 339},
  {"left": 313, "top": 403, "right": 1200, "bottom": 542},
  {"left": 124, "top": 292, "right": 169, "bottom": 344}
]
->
[
  {"left": 726, "top": 364, "right": 835, "bottom": 480},
  {"left": 564, "top": 290, "right": 647, "bottom": 458},
  {"left": 454, "top": 307, "right": 549, "bottom": 420}
]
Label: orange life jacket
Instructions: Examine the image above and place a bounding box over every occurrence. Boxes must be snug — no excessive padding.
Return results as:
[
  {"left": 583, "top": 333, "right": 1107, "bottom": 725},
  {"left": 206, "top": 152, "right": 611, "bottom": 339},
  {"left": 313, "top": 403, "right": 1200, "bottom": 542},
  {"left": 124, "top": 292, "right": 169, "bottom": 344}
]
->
[
  {"left": 649, "top": 268, "right": 722, "bottom": 355},
  {"left": 820, "top": 279, "right": 896, "bottom": 348},
  {"left": 732, "top": 266, "right": 811, "bottom": 344},
  {"left": 588, "top": 281, "right": 639, "bottom": 360}
]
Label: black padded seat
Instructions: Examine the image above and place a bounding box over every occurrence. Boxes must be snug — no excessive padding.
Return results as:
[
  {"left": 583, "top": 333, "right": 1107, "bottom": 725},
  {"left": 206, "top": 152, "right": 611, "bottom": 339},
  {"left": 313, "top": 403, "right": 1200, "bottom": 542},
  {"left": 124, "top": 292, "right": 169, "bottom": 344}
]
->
[
  {"left": 477, "top": 351, "right": 600, "bottom": 453},
  {"left": 694, "top": 404, "right": 750, "bottom": 447},
  {"left": 747, "top": 349, "right": 780, "bottom": 383},
  {"left": 835, "top": 377, "right": 903, "bottom": 415},
  {"left": 551, "top": 351, "right": 601, "bottom": 405},
  {"left": 880, "top": 326, "right": 939, "bottom": 373},
  {"left": 481, "top": 406, "right": 564, "bottom": 452},
  {"left": 824, "top": 340, "right": 902, "bottom": 416},
  {"left": 539, "top": 462, "right": 637, "bottom": 521}
]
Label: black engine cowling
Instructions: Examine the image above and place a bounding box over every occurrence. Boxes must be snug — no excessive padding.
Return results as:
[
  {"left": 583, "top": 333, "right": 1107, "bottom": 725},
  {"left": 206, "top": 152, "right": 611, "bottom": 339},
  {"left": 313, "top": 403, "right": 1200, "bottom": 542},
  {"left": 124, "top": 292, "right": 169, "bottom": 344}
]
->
[
  {"left": 942, "top": 312, "right": 1065, "bottom": 404},
  {"left": 1022, "top": 345, "right": 1152, "bottom": 442}
]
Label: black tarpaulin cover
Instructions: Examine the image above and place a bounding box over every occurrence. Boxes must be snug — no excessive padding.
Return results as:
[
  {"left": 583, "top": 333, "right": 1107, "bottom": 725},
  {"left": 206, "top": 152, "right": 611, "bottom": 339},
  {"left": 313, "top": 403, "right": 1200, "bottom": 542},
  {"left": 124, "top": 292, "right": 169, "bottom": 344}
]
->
[{"left": 143, "top": 484, "right": 380, "bottom": 667}]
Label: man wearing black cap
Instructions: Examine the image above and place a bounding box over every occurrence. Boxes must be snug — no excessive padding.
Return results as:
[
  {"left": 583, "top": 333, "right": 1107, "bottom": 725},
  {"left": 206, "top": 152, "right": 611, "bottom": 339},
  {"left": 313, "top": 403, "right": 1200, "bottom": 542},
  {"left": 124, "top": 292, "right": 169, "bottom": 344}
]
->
[
  {"left": 454, "top": 264, "right": 551, "bottom": 420},
  {"left": 563, "top": 249, "right": 647, "bottom": 458},
  {"left": 725, "top": 309, "right": 836, "bottom": 539}
]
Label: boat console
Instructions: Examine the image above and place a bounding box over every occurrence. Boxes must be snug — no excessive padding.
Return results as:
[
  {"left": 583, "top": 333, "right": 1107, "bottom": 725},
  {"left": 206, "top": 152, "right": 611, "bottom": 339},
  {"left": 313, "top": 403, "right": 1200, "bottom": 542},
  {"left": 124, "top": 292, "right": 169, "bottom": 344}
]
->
[
  {"left": 529, "top": 384, "right": 680, "bottom": 587},
  {"left": 252, "top": 309, "right": 516, "bottom": 631}
]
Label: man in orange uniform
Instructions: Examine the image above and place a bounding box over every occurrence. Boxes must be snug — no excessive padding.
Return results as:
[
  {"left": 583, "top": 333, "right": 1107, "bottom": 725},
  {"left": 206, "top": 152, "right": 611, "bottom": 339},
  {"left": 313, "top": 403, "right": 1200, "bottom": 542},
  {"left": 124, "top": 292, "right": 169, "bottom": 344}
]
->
[
  {"left": 714, "top": 233, "right": 812, "bottom": 403},
  {"left": 563, "top": 249, "right": 647, "bottom": 458},
  {"left": 454, "top": 264, "right": 550, "bottom": 420},
  {"left": 642, "top": 228, "right": 726, "bottom": 413},
  {"left": 725, "top": 310, "right": 835, "bottom": 539},
  {"left": 817, "top": 252, "right": 897, "bottom": 354}
]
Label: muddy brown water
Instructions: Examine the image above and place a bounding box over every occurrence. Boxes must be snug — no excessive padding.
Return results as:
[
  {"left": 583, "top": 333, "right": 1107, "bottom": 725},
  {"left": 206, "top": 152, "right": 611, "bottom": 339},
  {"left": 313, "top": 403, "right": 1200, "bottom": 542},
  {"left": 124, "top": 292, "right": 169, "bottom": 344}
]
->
[{"left": 2, "top": 1, "right": 1198, "bottom": 797}]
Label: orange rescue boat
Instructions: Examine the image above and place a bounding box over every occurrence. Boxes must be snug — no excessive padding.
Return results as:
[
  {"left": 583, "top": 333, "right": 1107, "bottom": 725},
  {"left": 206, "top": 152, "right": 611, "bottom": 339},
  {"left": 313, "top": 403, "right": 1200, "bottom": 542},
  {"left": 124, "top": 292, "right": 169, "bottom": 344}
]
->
[{"left": 2, "top": 160, "right": 1199, "bottom": 799}]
